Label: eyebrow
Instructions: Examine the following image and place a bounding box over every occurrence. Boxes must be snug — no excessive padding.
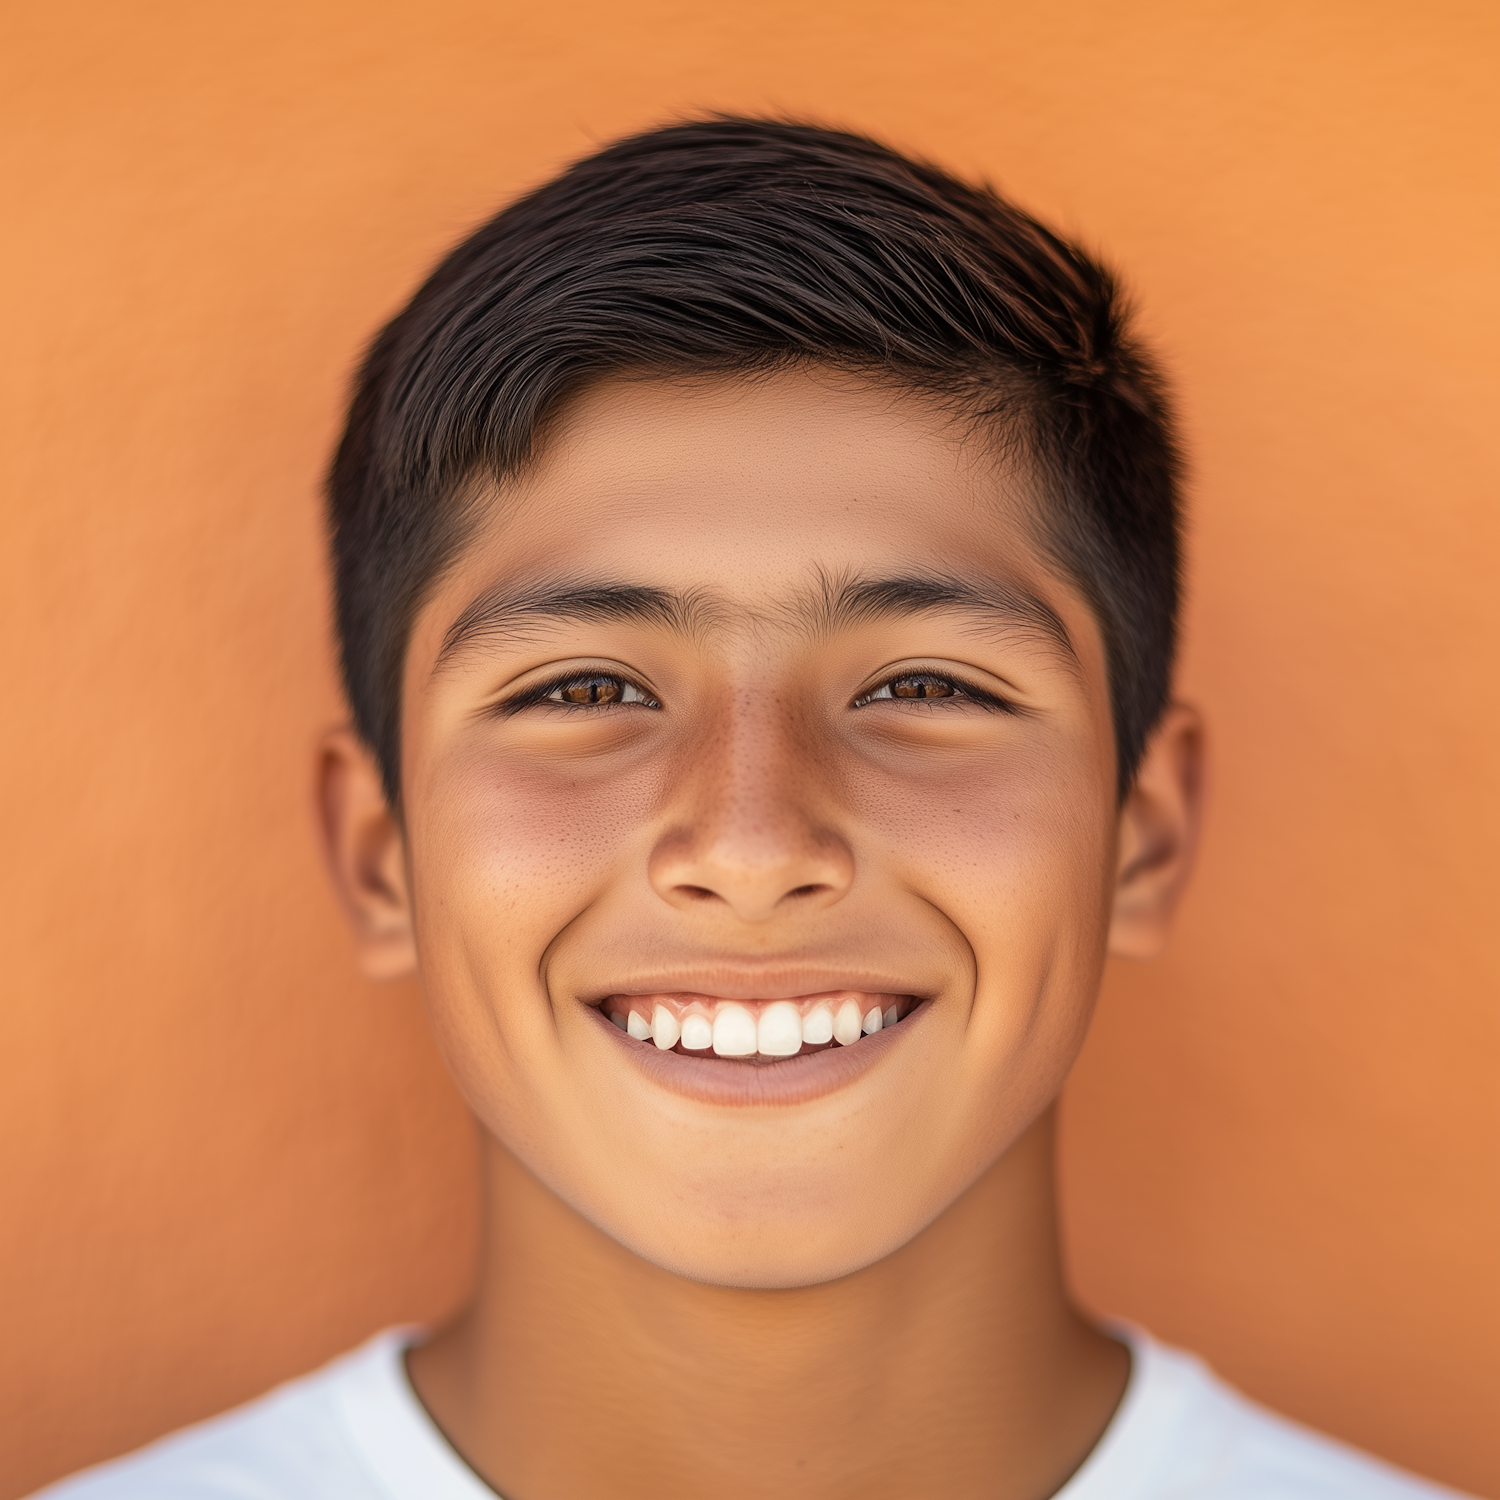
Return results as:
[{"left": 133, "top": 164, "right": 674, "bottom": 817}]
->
[
  {"left": 436, "top": 569, "right": 1076, "bottom": 668},
  {"left": 437, "top": 579, "right": 719, "bottom": 666},
  {"left": 804, "top": 570, "right": 1077, "bottom": 661}
]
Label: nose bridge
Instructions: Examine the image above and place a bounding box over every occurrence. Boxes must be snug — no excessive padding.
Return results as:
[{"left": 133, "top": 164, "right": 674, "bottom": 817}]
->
[
  {"left": 712, "top": 687, "right": 801, "bottom": 828},
  {"left": 649, "top": 685, "right": 853, "bottom": 920}
]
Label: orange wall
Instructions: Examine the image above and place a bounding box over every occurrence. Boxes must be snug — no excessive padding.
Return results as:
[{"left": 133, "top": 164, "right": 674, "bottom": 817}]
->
[{"left": 2, "top": 2, "right": 1496, "bottom": 1494}]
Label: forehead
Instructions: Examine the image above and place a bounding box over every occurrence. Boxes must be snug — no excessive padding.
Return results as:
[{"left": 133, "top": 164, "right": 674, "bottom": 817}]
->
[{"left": 441, "top": 369, "right": 1059, "bottom": 613}]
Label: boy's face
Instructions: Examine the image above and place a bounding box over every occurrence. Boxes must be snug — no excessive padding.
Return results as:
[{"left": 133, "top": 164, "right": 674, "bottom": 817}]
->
[{"left": 325, "top": 369, "right": 1198, "bottom": 1288}]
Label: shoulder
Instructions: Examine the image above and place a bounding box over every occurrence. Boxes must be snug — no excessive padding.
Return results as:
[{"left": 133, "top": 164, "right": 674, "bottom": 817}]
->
[
  {"left": 29, "top": 1333, "right": 411, "bottom": 1500},
  {"left": 1061, "top": 1330, "right": 1472, "bottom": 1500}
]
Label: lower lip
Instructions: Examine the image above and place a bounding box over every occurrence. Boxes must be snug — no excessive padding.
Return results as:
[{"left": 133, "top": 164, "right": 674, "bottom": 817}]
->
[{"left": 586, "top": 1000, "right": 925, "bottom": 1107}]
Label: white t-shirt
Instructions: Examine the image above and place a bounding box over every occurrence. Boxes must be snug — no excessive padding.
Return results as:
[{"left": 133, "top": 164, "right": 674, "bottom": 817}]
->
[{"left": 34, "top": 1327, "right": 1466, "bottom": 1499}]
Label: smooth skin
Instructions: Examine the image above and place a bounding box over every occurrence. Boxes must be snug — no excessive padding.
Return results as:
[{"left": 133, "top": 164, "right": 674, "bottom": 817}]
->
[{"left": 318, "top": 367, "right": 1204, "bottom": 1500}]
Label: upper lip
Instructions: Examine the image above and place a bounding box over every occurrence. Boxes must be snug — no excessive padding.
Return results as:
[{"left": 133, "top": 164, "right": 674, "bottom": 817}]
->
[{"left": 579, "top": 965, "right": 934, "bottom": 1005}]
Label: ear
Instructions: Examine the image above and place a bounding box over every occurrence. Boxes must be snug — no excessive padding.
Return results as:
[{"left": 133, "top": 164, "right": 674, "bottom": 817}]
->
[
  {"left": 314, "top": 728, "right": 418, "bottom": 980},
  {"left": 1107, "top": 703, "right": 1206, "bottom": 960}
]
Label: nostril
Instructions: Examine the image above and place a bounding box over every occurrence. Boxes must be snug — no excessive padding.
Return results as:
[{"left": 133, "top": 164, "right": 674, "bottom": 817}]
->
[
  {"left": 787, "top": 884, "right": 828, "bottom": 899},
  {"left": 675, "top": 884, "right": 721, "bottom": 902}
]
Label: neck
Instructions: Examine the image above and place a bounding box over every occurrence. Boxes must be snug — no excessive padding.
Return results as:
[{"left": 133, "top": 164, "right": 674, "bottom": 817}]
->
[{"left": 407, "top": 1108, "right": 1127, "bottom": 1500}]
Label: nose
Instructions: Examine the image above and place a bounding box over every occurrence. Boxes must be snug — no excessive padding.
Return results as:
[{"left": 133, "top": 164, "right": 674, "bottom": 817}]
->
[{"left": 648, "top": 696, "right": 854, "bottom": 923}]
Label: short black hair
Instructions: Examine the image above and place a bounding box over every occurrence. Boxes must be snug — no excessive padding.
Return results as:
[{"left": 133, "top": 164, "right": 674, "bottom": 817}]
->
[{"left": 328, "top": 116, "right": 1182, "bottom": 806}]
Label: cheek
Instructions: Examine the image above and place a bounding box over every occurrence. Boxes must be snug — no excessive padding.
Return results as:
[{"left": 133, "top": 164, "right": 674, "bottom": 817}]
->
[
  {"left": 411, "top": 740, "right": 667, "bottom": 957},
  {"left": 401, "top": 742, "right": 675, "bottom": 1146},
  {"left": 843, "top": 741, "right": 1115, "bottom": 1173},
  {"left": 851, "top": 734, "right": 1115, "bottom": 943},
  {"left": 849, "top": 729, "right": 1118, "bottom": 1118}
]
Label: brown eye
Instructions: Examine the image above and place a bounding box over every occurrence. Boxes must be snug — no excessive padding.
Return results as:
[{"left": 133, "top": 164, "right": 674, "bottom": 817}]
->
[
  {"left": 558, "top": 677, "right": 624, "bottom": 704},
  {"left": 853, "top": 670, "right": 1012, "bottom": 714},
  {"left": 536, "top": 674, "right": 656, "bottom": 709},
  {"left": 889, "top": 674, "right": 957, "bottom": 699}
]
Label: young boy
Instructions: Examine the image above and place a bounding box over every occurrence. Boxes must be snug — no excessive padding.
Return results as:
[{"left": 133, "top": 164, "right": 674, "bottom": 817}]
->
[{"left": 40, "top": 117, "right": 1466, "bottom": 1499}]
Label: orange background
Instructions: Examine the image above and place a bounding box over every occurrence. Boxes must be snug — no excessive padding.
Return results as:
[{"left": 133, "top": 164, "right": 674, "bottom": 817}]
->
[{"left": 2, "top": 1, "right": 1496, "bottom": 1494}]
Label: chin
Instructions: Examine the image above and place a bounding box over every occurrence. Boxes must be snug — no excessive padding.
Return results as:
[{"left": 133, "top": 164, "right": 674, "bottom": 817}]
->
[
  {"left": 566, "top": 1151, "right": 970, "bottom": 1290},
  {"left": 609, "top": 1215, "right": 928, "bottom": 1290}
]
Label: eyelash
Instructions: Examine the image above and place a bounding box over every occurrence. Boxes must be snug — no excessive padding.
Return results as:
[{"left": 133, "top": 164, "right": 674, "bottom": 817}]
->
[
  {"left": 852, "top": 671, "right": 1014, "bottom": 712},
  {"left": 504, "top": 669, "right": 1012, "bottom": 714}
]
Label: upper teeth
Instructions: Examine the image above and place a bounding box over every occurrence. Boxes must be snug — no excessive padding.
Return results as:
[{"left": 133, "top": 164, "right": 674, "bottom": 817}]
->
[
  {"left": 651, "top": 1005, "right": 681, "bottom": 1049},
  {"left": 607, "top": 993, "right": 907, "bottom": 1057},
  {"left": 712, "top": 1003, "right": 758, "bottom": 1057}
]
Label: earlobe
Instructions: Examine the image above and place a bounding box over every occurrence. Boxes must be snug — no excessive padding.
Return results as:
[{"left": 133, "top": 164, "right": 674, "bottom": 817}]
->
[
  {"left": 314, "top": 728, "right": 418, "bottom": 980},
  {"left": 1107, "top": 703, "right": 1206, "bottom": 960}
]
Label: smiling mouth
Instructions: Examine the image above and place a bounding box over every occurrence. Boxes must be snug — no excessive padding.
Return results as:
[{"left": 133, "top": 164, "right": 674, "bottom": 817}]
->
[{"left": 601, "top": 991, "right": 918, "bottom": 1061}]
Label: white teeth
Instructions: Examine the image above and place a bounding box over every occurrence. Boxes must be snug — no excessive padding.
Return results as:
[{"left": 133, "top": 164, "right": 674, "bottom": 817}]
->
[
  {"left": 834, "top": 999, "right": 864, "bottom": 1046},
  {"left": 618, "top": 996, "right": 911, "bottom": 1054},
  {"left": 712, "top": 1003, "right": 758, "bottom": 1057},
  {"left": 757, "top": 1001, "right": 803, "bottom": 1057},
  {"left": 801, "top": 1004, "right": 834, "bottom": 1046},
  {"left": 651, "top": 1004, "right": 681, "bottom": 1051},
  {"left": 680, "top": 1013, "right": 713, "bottom": 1051}
]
